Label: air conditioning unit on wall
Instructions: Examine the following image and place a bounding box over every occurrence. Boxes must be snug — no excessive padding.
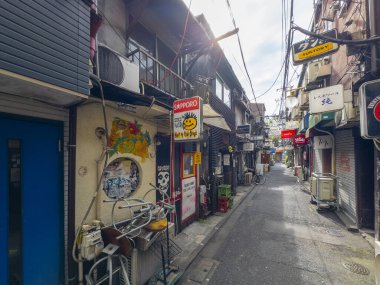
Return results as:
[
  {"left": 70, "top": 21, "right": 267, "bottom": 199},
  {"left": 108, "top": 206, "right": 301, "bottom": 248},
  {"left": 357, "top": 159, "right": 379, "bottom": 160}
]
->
[
  {"left": 307, "top": 59, "right": 332, "bottom": 84},
  {"left": 98, "top": 45, "right": 140, "bottom": 93},
  {"left": 299, "top": 91, "right": 309, "bottom": 110}
]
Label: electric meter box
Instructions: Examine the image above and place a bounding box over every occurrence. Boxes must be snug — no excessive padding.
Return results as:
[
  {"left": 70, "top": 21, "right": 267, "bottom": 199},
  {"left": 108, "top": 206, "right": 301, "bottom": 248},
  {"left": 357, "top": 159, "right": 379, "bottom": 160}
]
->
[{"left": 311, "top": 176, "right": 334, "bottom": 201}]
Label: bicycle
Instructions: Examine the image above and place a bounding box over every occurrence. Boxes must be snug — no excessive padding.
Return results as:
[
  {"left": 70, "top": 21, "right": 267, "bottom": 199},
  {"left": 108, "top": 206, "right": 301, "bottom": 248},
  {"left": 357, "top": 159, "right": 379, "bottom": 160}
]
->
[
  {"left": 253, "top": 172, "right": 267, "bottom": 185},
  {"left": 85, "top": 183, "right": 174, "bottom": 285}
]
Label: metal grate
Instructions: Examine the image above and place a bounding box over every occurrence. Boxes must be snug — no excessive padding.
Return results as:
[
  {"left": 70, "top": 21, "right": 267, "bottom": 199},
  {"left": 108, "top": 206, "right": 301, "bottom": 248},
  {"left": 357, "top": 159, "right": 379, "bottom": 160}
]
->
[
  {"left": 151, "top": 234, "right": 182, "bottom": 262},
  {"left": 342, "top": 261, "right": 370, "bottom": 275}
]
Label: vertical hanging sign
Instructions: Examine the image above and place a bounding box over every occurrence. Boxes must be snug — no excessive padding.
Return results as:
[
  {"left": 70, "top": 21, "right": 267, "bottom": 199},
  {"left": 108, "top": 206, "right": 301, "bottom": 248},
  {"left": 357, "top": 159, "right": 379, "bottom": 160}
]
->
[{"left": 173, "top": 97, "right": 203, "bottom": 141}]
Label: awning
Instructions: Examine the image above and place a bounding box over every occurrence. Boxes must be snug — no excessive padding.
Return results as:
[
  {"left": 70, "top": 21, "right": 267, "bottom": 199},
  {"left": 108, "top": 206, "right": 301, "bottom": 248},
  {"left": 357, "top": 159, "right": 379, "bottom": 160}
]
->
[{"left": 203, "top": 104, "right": 232, "bottom": 132}]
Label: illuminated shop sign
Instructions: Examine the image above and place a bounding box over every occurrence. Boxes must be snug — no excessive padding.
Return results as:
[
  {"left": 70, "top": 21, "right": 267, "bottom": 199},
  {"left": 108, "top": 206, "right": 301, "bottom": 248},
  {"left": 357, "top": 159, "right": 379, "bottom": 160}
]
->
[
  {"left": 281, "top": 129, "right": 296, "bottom": 139},
  {"left": 173, "top": 97, "right": 203, "bottom": 141},
  {"left": 292, "top": 29, "right": 339, "bottom": 65}
]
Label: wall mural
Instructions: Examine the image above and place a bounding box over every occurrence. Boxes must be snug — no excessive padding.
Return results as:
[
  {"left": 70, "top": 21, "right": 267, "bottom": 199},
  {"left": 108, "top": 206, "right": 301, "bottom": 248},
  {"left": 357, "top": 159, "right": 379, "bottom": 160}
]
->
[
  {"left": 103, "top": 157, "right": 140, "bottom": 199},
  {"left": 108, "top": 117, "right": 151, "bottom": 162}
]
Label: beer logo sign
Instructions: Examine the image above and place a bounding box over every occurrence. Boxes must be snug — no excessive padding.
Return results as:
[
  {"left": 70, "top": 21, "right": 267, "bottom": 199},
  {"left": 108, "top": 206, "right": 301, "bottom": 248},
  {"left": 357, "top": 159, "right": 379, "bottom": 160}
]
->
[
  {"left": 373, "top": 101, "right": 380, "bottom": 122},
  {"left": 173, "top": 97, "right": 203, "bottom": 141}
]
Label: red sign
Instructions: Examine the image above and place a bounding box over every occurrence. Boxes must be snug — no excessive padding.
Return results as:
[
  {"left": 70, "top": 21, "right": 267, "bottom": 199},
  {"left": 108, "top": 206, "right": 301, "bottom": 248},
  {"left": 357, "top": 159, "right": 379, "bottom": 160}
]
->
[
  {"left": 293, "top": 135, "right": 307, "bottom": 145},
  {"left": 374, "top": 101, "right": 380, "bottom": 122},
  {"left": 281, "top": 129, "right": 296, "bottom": 139},
  {"left": 173, "top": 97, "right": 200, "bottom": 113}
]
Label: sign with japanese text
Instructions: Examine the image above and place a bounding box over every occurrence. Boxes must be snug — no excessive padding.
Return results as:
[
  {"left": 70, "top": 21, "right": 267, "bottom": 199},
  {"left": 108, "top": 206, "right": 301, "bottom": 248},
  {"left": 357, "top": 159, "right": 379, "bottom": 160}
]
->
[
  {"left": 236, "top": 124, "right": 251, "bottom": 134},
  {"left": 281, "top": 129, "right": 296, "bottom": 139},
  {"left": 293, "top": 134, "right": 307, "bottom": 145},
  {"left": 292, "top": 29, "right": 339, "bottom": 65},
  {"left": 309, "top": 84, "right": 344, "bottom": 114},
  {"left": 193, "top": 152, "right": 202, "bottom": 165},
  {"left": 181, "top": 176, "right": 196, "bottom": 221},
  {"left": 359, "top": 79, "right": 380, "bottom": 138},
  {"left": 174, "top": 97, "right": 203, "bottom": 141},
  {"left": 313, "top": 135, "right": 333, "bottom": 150}
]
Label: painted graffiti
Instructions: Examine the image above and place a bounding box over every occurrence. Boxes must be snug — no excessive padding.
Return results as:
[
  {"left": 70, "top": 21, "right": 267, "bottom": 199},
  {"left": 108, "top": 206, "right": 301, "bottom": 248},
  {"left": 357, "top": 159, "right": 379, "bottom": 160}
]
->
[
  {"left": 108, "top": 117, "right": 151, "bottom": 162},
  {"left": 338, "top": 151, "right": 351, "bottom": 173},
  {"left": 103, "top": 157, "right": 140, "bottom": 199}
]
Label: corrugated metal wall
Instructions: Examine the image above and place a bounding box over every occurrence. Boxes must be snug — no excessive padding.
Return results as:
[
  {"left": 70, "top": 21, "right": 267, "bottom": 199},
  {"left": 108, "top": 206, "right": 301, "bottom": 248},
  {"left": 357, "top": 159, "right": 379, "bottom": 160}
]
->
[
  {"left": 0, "top": 0, "right": 90, "bottom": 95},
  {"left": 335, "top": 129, "right": 357, "bottom": 224},
  {"left": 0, "top": 93, "right": 70, "bottom": 282}
]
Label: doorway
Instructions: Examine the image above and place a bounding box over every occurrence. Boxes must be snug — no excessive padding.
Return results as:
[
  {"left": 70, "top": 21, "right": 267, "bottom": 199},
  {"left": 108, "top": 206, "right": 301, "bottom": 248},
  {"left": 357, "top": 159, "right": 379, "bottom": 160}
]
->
[{"left": 0, "top": 115, "right": 63, "bottom": 285}]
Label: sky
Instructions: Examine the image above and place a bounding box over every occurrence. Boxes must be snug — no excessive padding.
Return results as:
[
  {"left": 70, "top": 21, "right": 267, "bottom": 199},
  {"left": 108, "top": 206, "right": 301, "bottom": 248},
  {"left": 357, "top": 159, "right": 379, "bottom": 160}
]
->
[{"left": 187, "top": 0, "right": 315, "bottom": 116}]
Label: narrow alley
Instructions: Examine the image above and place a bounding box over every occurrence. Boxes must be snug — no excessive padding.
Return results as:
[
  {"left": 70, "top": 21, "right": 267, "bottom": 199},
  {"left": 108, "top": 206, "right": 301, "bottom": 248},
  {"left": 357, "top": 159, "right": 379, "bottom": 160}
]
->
[{"left": 179, "top": 164, "right": 375, "bottom": 285}]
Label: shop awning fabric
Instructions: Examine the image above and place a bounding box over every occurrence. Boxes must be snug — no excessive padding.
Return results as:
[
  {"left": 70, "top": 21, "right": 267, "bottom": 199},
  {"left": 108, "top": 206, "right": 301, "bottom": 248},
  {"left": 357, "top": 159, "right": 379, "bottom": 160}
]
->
[{"left": 203, "top": 104, "right": 231, "bottom": 132}]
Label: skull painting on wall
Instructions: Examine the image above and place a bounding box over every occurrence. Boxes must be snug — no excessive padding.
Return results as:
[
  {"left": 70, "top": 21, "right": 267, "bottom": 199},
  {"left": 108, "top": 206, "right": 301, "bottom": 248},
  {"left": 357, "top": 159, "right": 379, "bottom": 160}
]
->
[{"left": 157, "top": 171, "right": 170, "bottom": 192}]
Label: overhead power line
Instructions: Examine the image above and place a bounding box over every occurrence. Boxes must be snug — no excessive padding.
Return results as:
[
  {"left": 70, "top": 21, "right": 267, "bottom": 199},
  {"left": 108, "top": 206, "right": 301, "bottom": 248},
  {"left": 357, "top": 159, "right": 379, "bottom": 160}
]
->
[
  {"left": 292, "top": 24, "right": 380, "bottom": 45},
  {"left": 225, "top": 0, "right": 262, "bottom": 117}
]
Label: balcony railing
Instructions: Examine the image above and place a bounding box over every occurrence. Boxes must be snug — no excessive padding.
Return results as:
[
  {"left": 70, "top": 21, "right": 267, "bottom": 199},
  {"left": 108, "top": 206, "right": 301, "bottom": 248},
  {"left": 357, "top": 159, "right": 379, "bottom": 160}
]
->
[{"left": 127, "top": 48, "right": 192, "bottom": 99}]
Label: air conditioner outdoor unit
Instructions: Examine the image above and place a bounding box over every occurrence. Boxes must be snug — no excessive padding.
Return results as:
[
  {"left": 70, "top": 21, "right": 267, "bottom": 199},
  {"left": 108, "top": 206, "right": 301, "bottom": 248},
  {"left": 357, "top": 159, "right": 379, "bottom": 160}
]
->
[
  {"left": 317, "top": 63, "right": 332, "bottom": 78},
  {"left": 98, "top": 45, "right": 140, "bottom": 93},
  {"left": 311, "top": 176, "right": 335, "bottom": 200},
  {"left": 307, "top": 61, "right": 321, "bottom": 83},
  {"left": 345, "top": 102, "right": 360, "bottom": 120},
  {"left": 291, "top": 106, "right": 301, "bottom": 120},
  {"left": 299, "top": 91, "right": 309, "bottom": 109}
]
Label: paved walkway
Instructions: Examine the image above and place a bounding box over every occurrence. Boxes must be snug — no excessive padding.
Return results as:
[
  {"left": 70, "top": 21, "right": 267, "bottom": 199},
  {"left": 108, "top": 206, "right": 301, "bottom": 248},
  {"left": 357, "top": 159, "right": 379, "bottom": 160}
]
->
[{"left": 175, "top": 164, "right": 375, "bottom": 285}]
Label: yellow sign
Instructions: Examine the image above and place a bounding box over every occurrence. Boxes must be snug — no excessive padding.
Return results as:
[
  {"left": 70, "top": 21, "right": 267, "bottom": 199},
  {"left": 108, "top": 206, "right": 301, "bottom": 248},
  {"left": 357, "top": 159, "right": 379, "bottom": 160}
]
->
[
  {"left": 298, "top": 42, "right": 334, "bottom": 60},
  {"left": 194, "top": 152, "right": 202, "bottom": 165}
]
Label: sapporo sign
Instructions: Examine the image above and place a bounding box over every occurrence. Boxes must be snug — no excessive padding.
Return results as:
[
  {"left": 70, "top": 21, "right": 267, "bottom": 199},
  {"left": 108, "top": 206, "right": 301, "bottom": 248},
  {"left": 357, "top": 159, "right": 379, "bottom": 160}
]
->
[
  {"left": 292, "top": 29, "right": 339, "bottom": 65},
  {"left": 173, "top": 97, "right": 203, "bottom": 141},
  {"left": 359, "top": 79, "right": 380, "bottom": 138}
]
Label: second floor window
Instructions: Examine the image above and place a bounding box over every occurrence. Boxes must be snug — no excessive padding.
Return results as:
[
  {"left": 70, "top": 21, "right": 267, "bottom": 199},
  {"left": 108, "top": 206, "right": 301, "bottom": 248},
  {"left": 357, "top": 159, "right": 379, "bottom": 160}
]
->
[{"left": 215, "top": 75, "right": 231, "bottom": 108}]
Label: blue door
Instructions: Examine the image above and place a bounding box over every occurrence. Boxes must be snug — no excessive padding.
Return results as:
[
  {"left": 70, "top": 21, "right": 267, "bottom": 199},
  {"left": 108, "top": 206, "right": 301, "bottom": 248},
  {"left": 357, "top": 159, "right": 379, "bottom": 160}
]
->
[{"left": 0, "top": 115, "right": 63, "bottom": 285}]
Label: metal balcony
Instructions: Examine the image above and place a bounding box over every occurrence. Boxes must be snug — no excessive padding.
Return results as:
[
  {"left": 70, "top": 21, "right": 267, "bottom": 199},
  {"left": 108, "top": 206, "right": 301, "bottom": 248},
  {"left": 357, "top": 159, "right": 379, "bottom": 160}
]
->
[{"left": 127, "top": 48, "right": 192, "bottom": 99}]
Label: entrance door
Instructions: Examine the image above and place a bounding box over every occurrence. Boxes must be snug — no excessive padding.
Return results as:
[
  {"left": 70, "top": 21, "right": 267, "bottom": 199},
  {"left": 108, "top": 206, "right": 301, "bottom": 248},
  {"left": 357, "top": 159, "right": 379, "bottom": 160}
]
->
[{"left": 0, "top": 116, "right": 63, "bottom": 285}]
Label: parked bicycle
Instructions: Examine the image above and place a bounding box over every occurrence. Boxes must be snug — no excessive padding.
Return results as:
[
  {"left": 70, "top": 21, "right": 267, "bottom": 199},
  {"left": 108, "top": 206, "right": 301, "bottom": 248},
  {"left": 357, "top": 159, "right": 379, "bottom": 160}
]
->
[
  {"left": 253, "top": 172, "right": 266, "bottom": 185},
  {"left": 85, "top": 183, "right": 174, "bottom": 285}
]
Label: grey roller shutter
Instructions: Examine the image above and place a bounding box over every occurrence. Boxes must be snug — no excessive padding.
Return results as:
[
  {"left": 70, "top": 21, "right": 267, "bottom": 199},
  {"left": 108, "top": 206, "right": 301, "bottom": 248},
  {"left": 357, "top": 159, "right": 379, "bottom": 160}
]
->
[{"left": 335, "top": 129, "right": 357, "bottom": 224}]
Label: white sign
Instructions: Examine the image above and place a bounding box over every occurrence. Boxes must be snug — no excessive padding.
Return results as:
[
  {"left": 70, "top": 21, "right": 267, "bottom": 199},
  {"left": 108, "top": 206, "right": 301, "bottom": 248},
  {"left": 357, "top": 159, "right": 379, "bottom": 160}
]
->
[
  {"left": 285, "top": 120, "right": 300, "bottom": 130},
  {"left": 313, "top": 135, "right": 333, "bottom": 149},
  {"left": 223, "top": 154, "right": 230, "bottom": 166},
  {"left": 174, "top": 97, "right": 203, "bottom": 141},
  {"left": 181, "top": 176, "right": 196, "bottom": 221},
  {"left": 243, "top": 142, "right": 254, "bottom": 151},
  {"left": 309, "top": 84, "right": 344, "bottom": 114}
]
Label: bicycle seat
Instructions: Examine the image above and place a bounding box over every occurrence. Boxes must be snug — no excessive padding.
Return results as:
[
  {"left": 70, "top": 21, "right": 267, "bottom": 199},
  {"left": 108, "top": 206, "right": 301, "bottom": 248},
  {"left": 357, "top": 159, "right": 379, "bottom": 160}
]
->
[{"left": 101, "top": 227, "right": 133, "bottom": 256}]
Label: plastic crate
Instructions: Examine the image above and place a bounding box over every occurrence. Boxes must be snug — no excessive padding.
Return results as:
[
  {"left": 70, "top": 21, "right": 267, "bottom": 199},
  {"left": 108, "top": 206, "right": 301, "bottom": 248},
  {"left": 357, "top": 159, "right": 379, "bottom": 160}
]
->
[
  {"left": 218, "top": 197, "right": 229, "bottom": 213},
  {"left": 218, "top": 184, "right": 231, "bottom": 198}
]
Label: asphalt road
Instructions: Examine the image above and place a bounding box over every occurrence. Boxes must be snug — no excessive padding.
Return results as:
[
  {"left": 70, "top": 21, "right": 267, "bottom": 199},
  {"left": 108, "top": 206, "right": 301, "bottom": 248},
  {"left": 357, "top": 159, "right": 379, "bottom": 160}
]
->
[{"left": 179, "top": 164, "right": 375, "bottom": 285}]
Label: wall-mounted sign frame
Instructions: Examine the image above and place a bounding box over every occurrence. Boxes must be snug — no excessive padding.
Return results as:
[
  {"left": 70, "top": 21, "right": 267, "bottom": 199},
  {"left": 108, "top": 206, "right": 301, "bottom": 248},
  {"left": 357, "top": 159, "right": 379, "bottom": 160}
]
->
[
  {"left": 281, "top": 129, "right": 296, "bottom": 139},
  {"left": 236, "top": 124, "right": 251, "bottom": 134},
  {"left": 292, "top": 29, "right": 339, "bottom": 65},
  {"left": 293, "top": 134, "right": 307, "bottom": 145},
  {"left": 173, "top": 97, "right": 203, "bottom": 141},
  {"left": 359, "top": 79, "right": 380, "bottom": 138},
  {"left": 313, "top": 135, "right": 333, "bottom": 149},
  {"left": 309, "top": 84, "right": 344, "bottom": 114}
]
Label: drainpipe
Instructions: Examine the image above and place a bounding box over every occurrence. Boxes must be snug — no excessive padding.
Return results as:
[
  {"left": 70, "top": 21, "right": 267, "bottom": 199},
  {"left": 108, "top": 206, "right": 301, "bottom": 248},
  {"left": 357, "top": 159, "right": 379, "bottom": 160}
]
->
[{"left": 368, "top": 0, "right": 379, "bottom": 74}]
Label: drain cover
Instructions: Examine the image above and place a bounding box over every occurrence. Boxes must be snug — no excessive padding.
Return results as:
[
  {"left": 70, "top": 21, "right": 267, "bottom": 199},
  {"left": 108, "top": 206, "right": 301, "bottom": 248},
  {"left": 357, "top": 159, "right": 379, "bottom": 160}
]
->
[
  {"left": 342, "top": 261, "right": 370, "bottom": 275},
  {"left": 325, "top": 229, "right": 344, "bottom": 237}
]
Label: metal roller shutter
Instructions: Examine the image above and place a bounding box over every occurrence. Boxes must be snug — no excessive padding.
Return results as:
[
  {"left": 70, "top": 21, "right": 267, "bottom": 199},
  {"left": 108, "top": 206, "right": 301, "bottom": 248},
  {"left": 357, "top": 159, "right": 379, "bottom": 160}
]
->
[
  {"left": 335, "top": 129, "right": 357, "bottom": 224},
  {"left": 0, "top": 93, "right": 70, "bottom": 282}
]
